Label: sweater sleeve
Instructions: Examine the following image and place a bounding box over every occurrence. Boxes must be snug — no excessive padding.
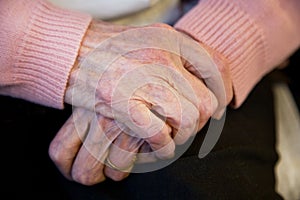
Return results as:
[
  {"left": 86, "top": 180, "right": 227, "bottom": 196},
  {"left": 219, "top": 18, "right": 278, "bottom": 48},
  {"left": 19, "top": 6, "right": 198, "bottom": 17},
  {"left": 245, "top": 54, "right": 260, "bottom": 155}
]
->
[
  {"left": 0, "top": 0, "right": 92, "bottom": 109},
  {"left": 175, "top": 0, "right": 300, "bottom": 108}
]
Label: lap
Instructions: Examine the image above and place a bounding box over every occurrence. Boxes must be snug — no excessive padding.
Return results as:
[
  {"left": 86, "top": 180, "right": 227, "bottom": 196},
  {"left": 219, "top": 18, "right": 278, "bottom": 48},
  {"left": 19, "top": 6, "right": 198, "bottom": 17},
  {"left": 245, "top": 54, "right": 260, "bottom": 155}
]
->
[{"left": 0, "top": 71, "right": 283, "bottom": 199}]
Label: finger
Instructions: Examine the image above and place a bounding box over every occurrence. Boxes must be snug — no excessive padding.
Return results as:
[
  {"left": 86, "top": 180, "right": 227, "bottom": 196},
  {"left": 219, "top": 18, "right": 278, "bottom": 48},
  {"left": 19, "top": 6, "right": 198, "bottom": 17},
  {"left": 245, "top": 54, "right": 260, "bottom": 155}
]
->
[
  {"left": 125, "top": 101, "right": 176, "bottom": 159},
  {"left": 168, "top": 61, "right": 219, "bottom": 131},
  {"left": 115, "top": 55, "right": 214, "bottom": 145},
  {"left": 197, "top": 89, "right": 219, "bottom": 128},
  {"left": 124, "top": 49, "right": 218, "bottom": 135},
  {"left": 179, "top": 72, "right": 219, "bottom": 130},
  {"left": 135, "top": 82, "right": 200, "bottom": 145},
  {"left": 104, "top": 133, "right": 143, "bottom": 181},
  {"left": 71, "top": 114, "right": 121, "bottom": 185},
  {"left": 48, "top": 108, "right": 93, "bottom": 180},
  {"left": 136, "top": 142, "right": 157, "bottom": 163}
]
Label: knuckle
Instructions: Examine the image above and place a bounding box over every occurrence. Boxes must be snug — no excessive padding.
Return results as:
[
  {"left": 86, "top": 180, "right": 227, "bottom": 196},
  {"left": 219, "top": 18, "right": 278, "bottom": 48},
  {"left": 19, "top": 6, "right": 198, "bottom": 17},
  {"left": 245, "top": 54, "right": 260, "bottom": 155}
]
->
[
  {"left": 146, "top": 127, "right": 171, "bottom": 149},
  {"left": 173, "top": 108, "right": 199, "bottom": 145},
  {"left": 174, "top": 127, "right": 192, "bottom": 145},
  {"left": 200, "top": 105, "right": 212, "bottom": 121},
  {"left": 198, "top": 95, "right": 216, "bottom": 122},
  {"left": 181, "top": 108, "right": 199, "bottom": 130},
  {"left": 146, "top": 134, "right": 164, "bottom": 147}
]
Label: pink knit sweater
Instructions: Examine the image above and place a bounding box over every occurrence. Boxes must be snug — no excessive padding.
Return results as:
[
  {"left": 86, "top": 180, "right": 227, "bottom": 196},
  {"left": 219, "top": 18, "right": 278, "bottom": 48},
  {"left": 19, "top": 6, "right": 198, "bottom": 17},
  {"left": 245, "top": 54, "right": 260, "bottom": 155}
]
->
[{"left": 1, "top": 0, "right": 300, "bottom": 109}]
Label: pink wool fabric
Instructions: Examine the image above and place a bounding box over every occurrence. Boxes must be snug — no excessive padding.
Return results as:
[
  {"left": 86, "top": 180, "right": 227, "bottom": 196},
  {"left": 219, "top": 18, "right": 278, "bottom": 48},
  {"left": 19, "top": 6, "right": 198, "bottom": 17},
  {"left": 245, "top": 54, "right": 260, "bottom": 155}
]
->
[
  {"left": 0, "top": 0, "right": 92, "bottom": 108},
  {"left": 175, "top": 0, "right": 300, "bottom": 107},
  {"left": 0, "top": 0, "right": 299, "bottom": 109}
]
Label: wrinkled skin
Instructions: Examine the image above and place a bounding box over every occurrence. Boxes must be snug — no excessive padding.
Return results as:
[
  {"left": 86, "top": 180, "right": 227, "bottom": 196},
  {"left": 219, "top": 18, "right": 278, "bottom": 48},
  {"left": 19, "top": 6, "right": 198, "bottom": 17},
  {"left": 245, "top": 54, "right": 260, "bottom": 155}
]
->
[
  {"left": 49, "top": 20, "right": 231, "bottom": 185},
  {"left": 49, "top": 108, "right": 144, "bottom": 184}
]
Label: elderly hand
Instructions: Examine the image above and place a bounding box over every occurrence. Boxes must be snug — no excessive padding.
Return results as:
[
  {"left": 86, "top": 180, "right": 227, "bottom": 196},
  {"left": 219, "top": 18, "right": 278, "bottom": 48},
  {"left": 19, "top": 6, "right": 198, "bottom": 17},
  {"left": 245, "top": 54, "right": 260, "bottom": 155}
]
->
[
  {"left": 64, "top": 20, "right": 224, "bottom": 156},
  {"left": 49, "top": 108, "right": 148, "bottom": 184},
  {"left": 50, "top": 20, "right": 231, "bottom": 185}
]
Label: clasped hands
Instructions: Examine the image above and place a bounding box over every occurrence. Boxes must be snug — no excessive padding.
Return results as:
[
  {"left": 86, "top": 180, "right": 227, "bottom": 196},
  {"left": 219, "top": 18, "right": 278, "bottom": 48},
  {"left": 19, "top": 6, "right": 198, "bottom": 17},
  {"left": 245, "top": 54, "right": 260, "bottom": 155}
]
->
[{"left": 49, "top": 20, "right": 232, "bottom": 185}]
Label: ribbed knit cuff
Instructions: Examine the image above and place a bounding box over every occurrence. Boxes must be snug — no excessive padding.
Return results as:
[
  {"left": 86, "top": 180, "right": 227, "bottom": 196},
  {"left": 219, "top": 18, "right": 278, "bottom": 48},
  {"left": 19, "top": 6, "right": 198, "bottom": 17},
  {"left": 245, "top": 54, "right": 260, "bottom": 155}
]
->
[
  {"left": 15, "top": 0, "right": 92, "bottom": 109},
  {"left": 175, "top": 0, "right": 267, "bottom": 107}
]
